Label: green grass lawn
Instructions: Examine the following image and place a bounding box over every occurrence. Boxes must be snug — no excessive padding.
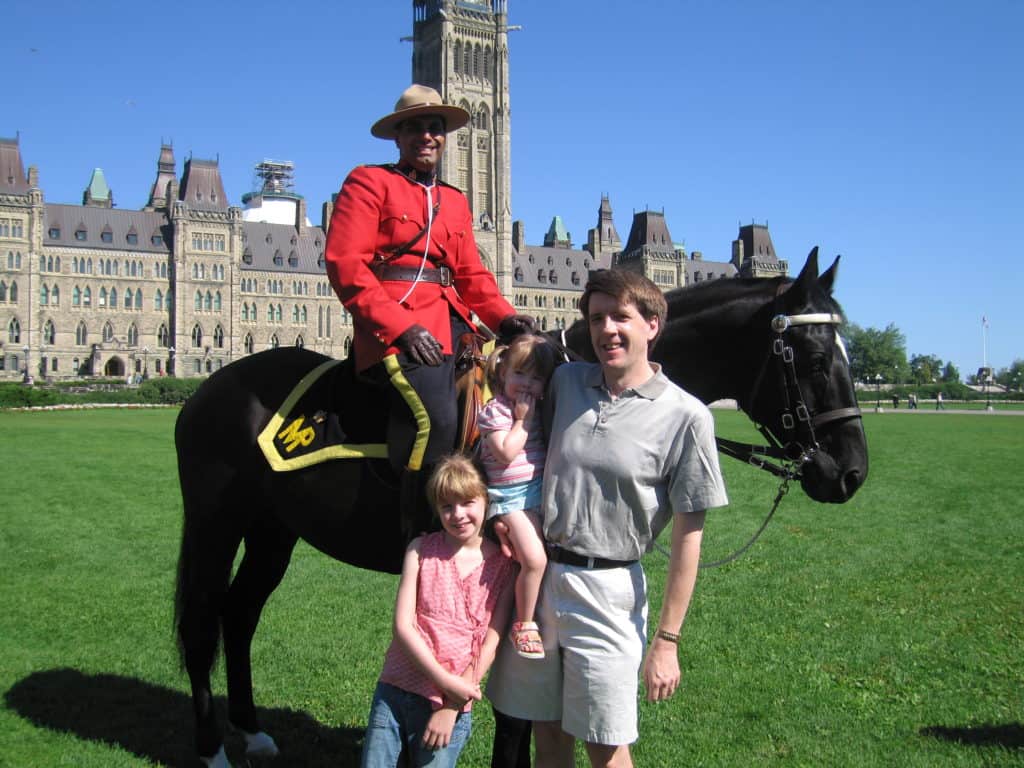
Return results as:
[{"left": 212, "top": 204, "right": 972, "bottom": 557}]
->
[{"left": 0, "top": 409, "right": 1021, "bottom": 766}]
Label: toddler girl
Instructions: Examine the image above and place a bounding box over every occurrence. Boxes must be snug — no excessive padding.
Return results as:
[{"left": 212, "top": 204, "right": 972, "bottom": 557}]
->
[{"left": 477, "top": 334, "right": 556, "bottom": 659}]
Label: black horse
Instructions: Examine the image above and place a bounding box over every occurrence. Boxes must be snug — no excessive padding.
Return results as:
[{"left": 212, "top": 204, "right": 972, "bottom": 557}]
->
[{"left": 174, "top": 249, "right": 867, "bottom": 766}]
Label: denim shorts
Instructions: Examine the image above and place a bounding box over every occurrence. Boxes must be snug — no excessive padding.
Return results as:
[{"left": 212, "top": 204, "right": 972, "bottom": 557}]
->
[
  {"left": 487, "top": 478, "right": 543, "bottom": 519},
  {"left": 361, "top": 682, "right": 472, "bottom": 767}
]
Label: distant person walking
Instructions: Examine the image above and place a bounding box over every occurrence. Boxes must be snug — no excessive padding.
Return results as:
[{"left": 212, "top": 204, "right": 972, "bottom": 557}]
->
[{"left": 936, "top": 391, "right": 944, "bottom": 410}]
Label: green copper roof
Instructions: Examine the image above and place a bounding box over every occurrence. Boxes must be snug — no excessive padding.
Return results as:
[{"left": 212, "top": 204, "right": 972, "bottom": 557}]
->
[
  {"left": 545, "top": 215, "right": 569, "bottom": 244},
  {"left": 87, "top": 168, "right": 111, "bottom": 201}
]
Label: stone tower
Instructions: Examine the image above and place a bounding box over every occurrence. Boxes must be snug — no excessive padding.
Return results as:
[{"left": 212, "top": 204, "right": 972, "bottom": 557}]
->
[{"left": 410, "top": 0, "right": 513, "bottom": 297}]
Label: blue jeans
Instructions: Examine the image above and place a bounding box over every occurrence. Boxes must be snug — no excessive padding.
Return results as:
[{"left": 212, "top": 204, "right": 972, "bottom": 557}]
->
[{"left": 361, "top": 682, "right": 472, "bottom": 768}]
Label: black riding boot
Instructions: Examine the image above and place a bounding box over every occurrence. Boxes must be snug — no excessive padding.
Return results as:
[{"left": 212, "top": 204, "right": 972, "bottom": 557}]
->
[{"left": 399, "top": 468, "right": 433, "bottom": 541}]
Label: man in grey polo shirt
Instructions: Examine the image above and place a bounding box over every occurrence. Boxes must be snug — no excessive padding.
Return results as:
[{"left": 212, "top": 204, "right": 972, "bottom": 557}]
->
[{"left": 488, "top": 268, "right": 728, "bottom": 768}]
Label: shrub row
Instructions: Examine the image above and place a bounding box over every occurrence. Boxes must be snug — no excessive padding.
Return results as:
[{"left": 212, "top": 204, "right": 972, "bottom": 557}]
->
[{"left": 0, "top": 377, "right": 204, "bottom": 408}]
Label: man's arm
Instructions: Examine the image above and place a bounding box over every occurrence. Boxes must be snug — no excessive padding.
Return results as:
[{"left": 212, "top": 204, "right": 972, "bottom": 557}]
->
[{"left": 642, "top": 509, "right": 705, "bottom": 702}]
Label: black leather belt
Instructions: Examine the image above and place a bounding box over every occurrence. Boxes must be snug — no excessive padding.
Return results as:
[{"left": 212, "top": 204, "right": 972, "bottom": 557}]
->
[
  {"left": 548, "top": 547, "right": 637, "bottom": 570},
  {"left": 371, "top": 262, "right": 453, "bottom": 287}
]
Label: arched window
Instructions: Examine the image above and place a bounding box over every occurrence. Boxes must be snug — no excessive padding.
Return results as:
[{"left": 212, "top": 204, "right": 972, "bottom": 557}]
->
[
  {"left": 295, "top": 335, "right": 304, "bottom": 349},
  {"left": 135, "top": 288, "right": 142, "bottom": 309},
  {"left": 124, "top": 288, "right": 133, "bottom": 308},
  {"left": 76, "top": 321, "right": 87, "bottom": 346},
  {"left": 52, "top": 285, "right": 60, "bottom": 305},
  {"left": 99, "top": 287, "right": 108, "bottom": 308},
  {"left": 72, "top": 285, "right": 80, "bottom": 306},
  {"left": 463, "top": 45, "right": 471, "bottom": 75},
  {"left": 109, "top": 287, "right": 117, "bottom": 308},
  {"left": 40, "top": 284, "right": 49, "bottom": 305},
  {"left": 102, "top": 322, "right": 114, "bottom": 343},
  {"left": 0, "top": 281, "right": 6, "bottom": 301},
  {"left": 270, "top": 334, "right": 279, "bottom": 349},
  {"left": 155, "top": 289, "right": 163, "bottom": 311},
  {"left": 244, "top": 333, "right": 254, "bottom": 354},
  {"left": 82, "top": 286, "right": 90, "bottom": 306},
  {"left": 473, "top": 44, "right": 482, "bottom": 77},
  {"left": 127, "top": 323, "right": 138, "bottom": 346},
  {"left": 267, "top": 305, "right": 275, "bottom": 323},
  {"left": 213, "top": 325, "right": 224, "bottom": 348},
  {"left": 454, "top": 41, "right": 462, "bottom": 74},
  {"left": 275, "top": 304, "right": 283, "bottom": 323},
  {"left": 8, "top": 317, "right": 20, "bottom": 343},
  {"left": 214, "top": 291, "right": 221, "bottom": 311},
  {"left": 204, "top": 291, "right": 213, "bottom": 311},
  {"left": 292, "top": 305, "right": 299, "bottom": 323},
  {"left": 157, "top": 324, "right": 169, "bottom": 347},
  {"left": 300, "top": 305, "right": 307, "bottom": 324},
  {"left": 191, "top": 324, "right": 203, "bottom": 348},
  {"left": 344, "top": 337, "right": 352, "bottom": 356},
  {"left": 43, "top": 319, "right": 56, "bottom": 345}
]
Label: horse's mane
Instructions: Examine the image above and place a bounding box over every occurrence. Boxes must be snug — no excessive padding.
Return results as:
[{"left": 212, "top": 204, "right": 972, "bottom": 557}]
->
[{"left": 663, "top": 274, "right": 790, "bottom": 320}]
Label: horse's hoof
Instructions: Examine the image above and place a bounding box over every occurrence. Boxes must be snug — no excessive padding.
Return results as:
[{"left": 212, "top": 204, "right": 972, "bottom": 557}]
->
[
  {"left": 201, "top": 746, "right": 233, "bottom": 768},
  {"left": 244, "top": 730, "right": 280, "bottom": 758}
]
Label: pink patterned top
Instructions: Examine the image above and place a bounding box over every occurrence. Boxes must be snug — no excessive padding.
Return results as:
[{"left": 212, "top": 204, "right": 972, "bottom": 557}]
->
[
  {"left": 379, "top": 532, "right": 515, "bottom": 711},
  {"left": 477, "top": 394, "right": 547, "bottom": 486}
]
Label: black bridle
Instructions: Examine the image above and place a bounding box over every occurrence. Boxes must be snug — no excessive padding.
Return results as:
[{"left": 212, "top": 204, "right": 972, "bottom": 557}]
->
[
  {"left": 717, "top": 309, "right": 862, "bottom": 480},
  {"left": 698, "top": 308, "right": 861, "bottom": 568}
]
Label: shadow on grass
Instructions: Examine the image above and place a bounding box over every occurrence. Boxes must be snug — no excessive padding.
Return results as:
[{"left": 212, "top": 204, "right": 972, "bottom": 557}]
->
[
  {"left": 4, "top": 668, "right": 364, "bottom": 767},
  {"left": 921, "top": 723, "right": 1024, "bottom": 750}
]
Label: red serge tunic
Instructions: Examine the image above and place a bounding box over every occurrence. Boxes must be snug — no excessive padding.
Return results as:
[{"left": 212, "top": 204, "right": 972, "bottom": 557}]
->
[{"left": 325, "top": 164, "right": 515, "bottom": 372}]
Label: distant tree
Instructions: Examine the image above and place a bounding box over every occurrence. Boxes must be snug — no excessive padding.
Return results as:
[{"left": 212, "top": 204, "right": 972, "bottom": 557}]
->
[
  {"left": 843, "top": 322, "right": 908, "bottom": 384},
  {"left": 995, "top": 358, "right": 1024, "bottom": 391},
  {"left": 941, "top": 362, "right": 961, "bottom": 383},
  {"left": 909, "top": 354, "right": 944, "bottom": 385}
]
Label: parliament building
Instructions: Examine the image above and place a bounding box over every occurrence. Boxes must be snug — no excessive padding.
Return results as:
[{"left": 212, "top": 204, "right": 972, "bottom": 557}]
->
[{"left": 0, "top": 0, "right": 785, "bottom": 381}]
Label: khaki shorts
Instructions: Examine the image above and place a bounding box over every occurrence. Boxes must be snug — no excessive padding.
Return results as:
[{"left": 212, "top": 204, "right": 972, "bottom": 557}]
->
[{"left": 486, "top": 560, "right": 648, "bottom": 746}]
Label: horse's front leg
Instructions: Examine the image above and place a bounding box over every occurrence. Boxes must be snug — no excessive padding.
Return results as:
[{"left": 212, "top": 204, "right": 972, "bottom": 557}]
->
[{"left": 222, "top": 523, "right": 297, "bottom": 758}]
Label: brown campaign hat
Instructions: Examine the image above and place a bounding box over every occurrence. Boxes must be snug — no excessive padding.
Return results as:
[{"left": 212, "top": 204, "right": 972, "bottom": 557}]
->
[{"left": 370, "top": 84, "right": 471, "bottom": 139}]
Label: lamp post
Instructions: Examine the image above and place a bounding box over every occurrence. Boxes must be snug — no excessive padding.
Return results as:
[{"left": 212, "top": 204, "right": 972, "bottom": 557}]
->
[
  {"left": 22, "top": 343, "right": 30, "bottom": 383},
  {"left": 875, "top": 373, "right": 882, "bottom": 412},
  {"left": 168, "top": 346, "right": 176, "bottom": 377},
  {"left": 142, "top": 346, "right": 150, "bottom": 380}
]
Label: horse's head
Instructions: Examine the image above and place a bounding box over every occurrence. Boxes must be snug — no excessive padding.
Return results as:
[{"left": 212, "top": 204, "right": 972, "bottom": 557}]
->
[{"left": 746, "top": 248, "right": 868, "bottom": 502}]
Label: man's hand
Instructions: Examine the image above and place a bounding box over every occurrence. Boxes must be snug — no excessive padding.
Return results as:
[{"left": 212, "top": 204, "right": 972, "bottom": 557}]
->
[
  {"left": 642, "top": 636, "right": 681, "bottom": 702},
  {"left": 395, "top": 324, "right": 444, "bottom": 366},
  {"left": 492, "top": 518, "right": 517, "bottom": 561},
  {"left": 498, "top": 314, "right": 536, "bottom": 341}
]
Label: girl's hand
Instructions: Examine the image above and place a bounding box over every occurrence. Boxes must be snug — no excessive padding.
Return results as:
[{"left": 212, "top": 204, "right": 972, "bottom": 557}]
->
[
  {"left": 513, "top": 392, "right": 535, "bottom": 422},
  {"left": 422, "top": 707, "right": 459, "bottom": 750},
  {"left": 441, "top": 672, "right": 482, "bottom": 708}
]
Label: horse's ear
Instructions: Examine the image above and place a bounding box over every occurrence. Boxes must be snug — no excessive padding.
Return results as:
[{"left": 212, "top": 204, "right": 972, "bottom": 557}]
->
[
  {"left": 819, "top": 255, "right": 840, "bottom": 294},
  {"left": 790, "top": 247, "right": 820, "bottom": 302}
]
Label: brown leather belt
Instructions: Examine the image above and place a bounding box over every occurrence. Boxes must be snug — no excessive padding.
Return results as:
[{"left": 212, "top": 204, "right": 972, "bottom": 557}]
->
[
  {"left": 371, "top": 262, "right": 453, "bottom": 287},
  {"left": 548, "top": 547, "right": 637, "bottom": 570}
]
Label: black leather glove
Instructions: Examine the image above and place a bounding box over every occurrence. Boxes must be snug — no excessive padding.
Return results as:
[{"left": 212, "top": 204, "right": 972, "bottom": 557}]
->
[
  {"left": 395, "top": 323, "right": 444, "bottom": 366},
  {"left": 498, "top": 314, "right": 536, "bottom": 340}
]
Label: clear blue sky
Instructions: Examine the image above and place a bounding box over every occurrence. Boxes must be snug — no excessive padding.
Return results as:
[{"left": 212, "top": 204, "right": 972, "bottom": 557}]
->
[{"left": 8, "top": 0, "right": 1022, "bottom": 379}]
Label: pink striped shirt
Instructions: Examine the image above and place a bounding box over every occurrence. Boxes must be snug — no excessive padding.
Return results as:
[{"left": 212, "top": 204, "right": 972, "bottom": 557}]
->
[
  {"left": 477, "top": 394, "right": 546, "bottom": 486},
  {"left": 379, "top": 532, "right": 515, "bottom": 711}
]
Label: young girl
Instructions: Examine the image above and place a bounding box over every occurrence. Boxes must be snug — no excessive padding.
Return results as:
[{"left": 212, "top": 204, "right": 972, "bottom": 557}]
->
[
  {"left": 361, "top": 455, "right": 515, "bottom": 768},
  {"left": 477, "top": 334, "right": 556, "bottom": 659}
]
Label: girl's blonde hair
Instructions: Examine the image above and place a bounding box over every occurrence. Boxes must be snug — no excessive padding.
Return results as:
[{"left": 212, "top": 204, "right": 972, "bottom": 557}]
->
[
  {"left": 485, "top": 334, "right": 557, "bottom": 394},
  {"left": 426, "top": 454, "right": 488, "bottom": 513}
]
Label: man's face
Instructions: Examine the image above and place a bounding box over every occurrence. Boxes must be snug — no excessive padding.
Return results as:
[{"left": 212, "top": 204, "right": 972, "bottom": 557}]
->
[
  {"left": 587, "top": 292, "right": 659, "bottom": 377},
  {"left": 395, "top": 114, "right": 447, "bottom": 173}
]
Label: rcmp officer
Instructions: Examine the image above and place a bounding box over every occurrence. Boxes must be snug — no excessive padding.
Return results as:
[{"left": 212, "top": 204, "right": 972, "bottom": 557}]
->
[{"left": 325, "top": 84, "right": 534, "bottom": 511}]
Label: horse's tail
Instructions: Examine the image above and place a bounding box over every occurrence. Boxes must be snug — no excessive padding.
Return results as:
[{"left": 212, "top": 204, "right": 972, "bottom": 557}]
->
[{"left": 173, "top": 403, "right": 228, "bottom": 671}]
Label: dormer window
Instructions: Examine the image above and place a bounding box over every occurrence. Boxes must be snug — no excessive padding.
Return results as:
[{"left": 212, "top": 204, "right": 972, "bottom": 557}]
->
[
  {"left": 243, "top": 247, "right": 253, "bottom": 265},
  {"left": 514, "top": 267, "right": 523, "bottom": 282},
  {"left": 101, "top": 228, "right": 113, "bottom": 244},
  {"left": 151, "top": 234, "right": 163, "bottom": 246},
  {"left": 288, "top": 250, "right": 298, "bottom": 268},
  {"left": 49, "top": 227, "right": 61, "bottom": 239},
  {"left": 126, "top": 233, "right": 138, "bottom": 245},
  {"left": 273, "top": 249, "right": 283, "bottom": 266},
  {"left": 75, "top": 227, "right": 87, "bottom": 241},
  {"left": 537, "top": 269, "right": 546, "bottom": 283}
]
